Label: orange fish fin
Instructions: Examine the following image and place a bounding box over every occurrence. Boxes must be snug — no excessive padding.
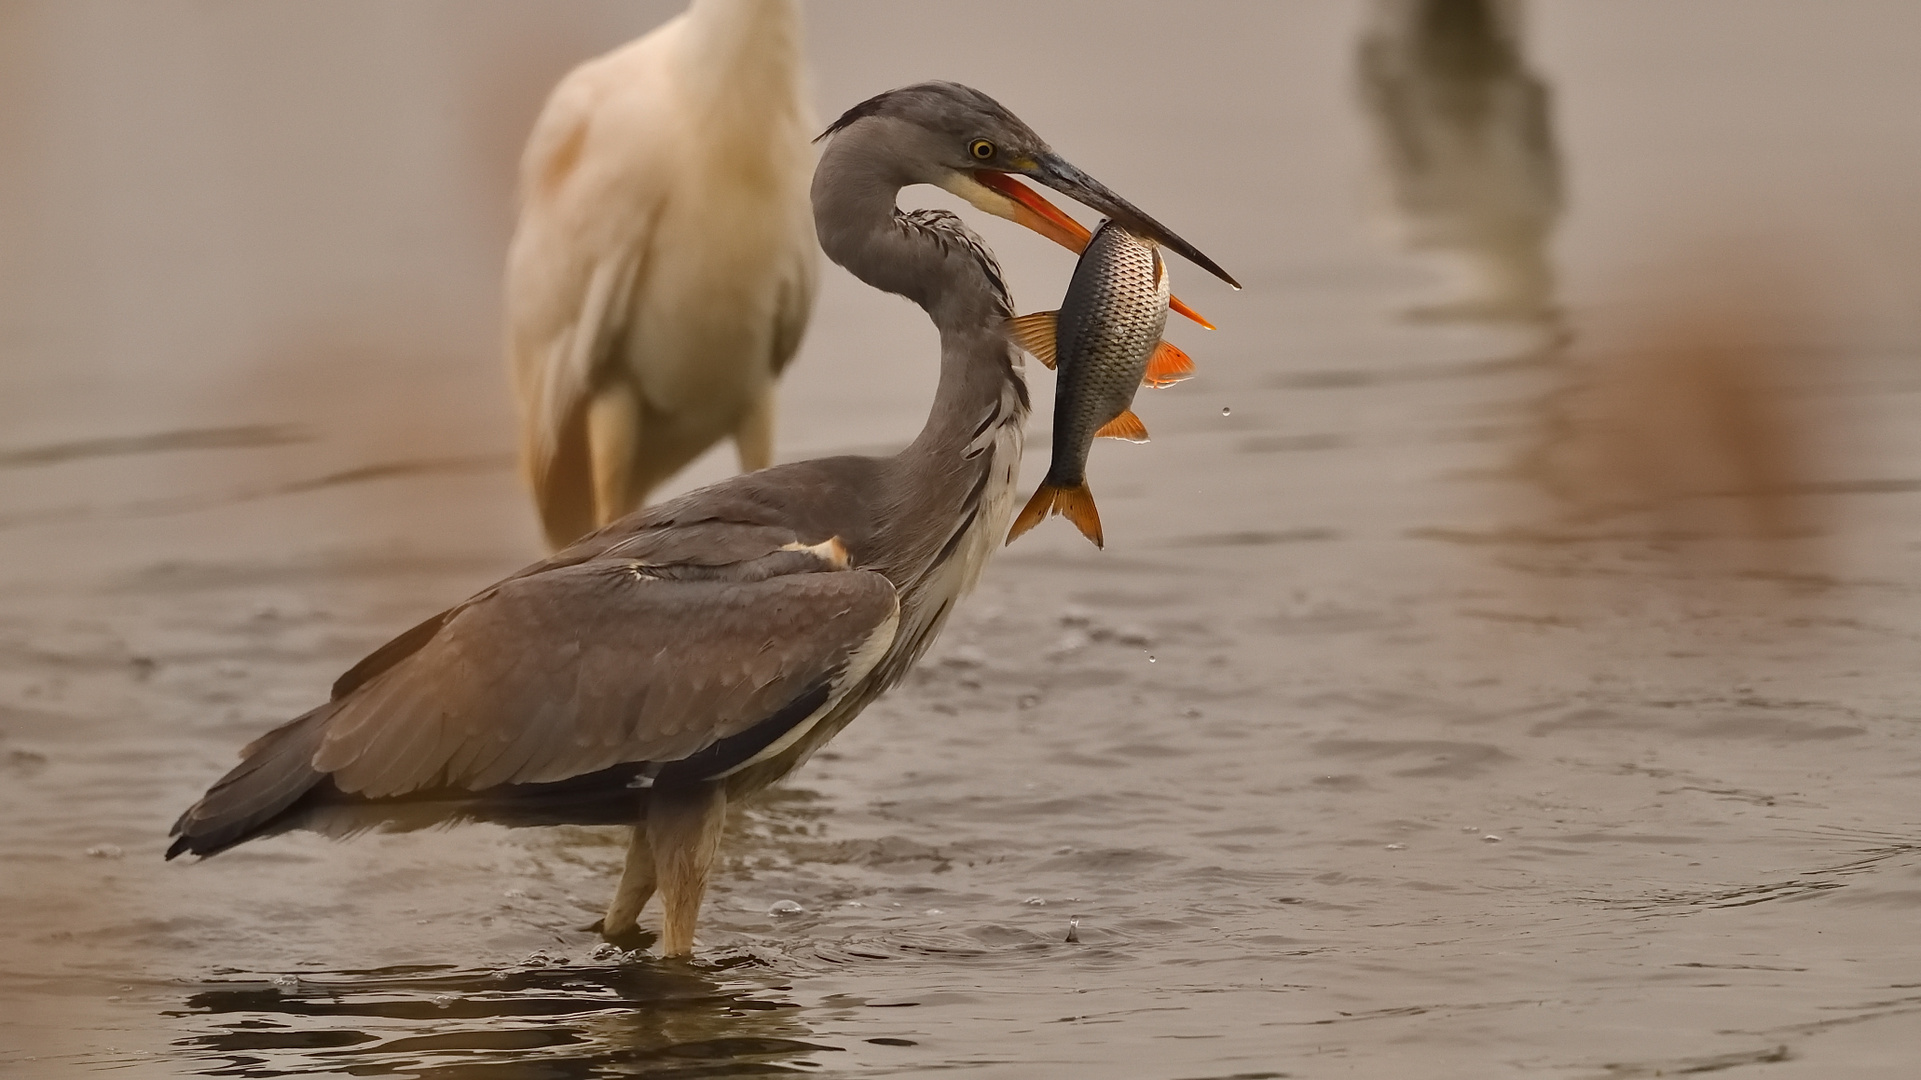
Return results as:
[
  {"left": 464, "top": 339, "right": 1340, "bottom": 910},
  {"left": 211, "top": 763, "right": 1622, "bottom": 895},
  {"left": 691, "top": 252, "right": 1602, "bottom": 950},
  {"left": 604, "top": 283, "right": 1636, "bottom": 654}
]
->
[
  {"left": 1094, "top": 409, "right": 1150, "bottom": 442},
  {"left": 1006, "top": 484, "right": 1058, "bottom": 545},
  {"left": 1053, "top": 483, "right": 1104, "bottom": 548},
  {"left": 1143, "top": 341, "right": 1195, "bottom": 388},
  {"left": 1005, "top": 481, "right": 1104, "bottom": 548},
  {"left": 1169, "top": 294, "right": 1214, "bottom": 330},
  {"left": 1005, "top": 311, "right": 1059, "bottom": 369}
]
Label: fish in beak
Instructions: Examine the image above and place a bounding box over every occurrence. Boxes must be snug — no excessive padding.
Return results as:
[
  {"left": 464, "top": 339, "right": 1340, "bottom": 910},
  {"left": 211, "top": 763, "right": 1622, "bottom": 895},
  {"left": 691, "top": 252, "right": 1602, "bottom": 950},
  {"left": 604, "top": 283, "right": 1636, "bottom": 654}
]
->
[{"left": 940, "top": 162, "right": 1231, "bottom": 329}]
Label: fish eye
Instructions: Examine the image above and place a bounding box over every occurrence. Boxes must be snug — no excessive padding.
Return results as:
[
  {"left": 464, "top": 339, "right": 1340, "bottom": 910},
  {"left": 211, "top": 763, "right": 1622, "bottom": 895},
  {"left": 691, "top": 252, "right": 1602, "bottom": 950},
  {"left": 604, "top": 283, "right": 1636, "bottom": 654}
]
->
[{"left": 969, "top": 139, "right": 996, "bottom": 161}]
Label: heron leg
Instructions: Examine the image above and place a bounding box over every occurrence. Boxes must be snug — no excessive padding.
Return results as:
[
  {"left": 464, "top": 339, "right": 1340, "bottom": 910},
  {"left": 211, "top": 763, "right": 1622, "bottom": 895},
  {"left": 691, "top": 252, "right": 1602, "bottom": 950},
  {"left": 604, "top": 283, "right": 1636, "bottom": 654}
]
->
[
  {"left": 586, "top": 379, "right": 641, "bottom": 526},
  {"left": 647, "top": 781, "right": 728, "bottom": 957},
  {"left": 733, "top": 388, "right": 776, "bottom": 473},
  {"left": 600, "top": 825, "right": 657, "bottom": 942}
]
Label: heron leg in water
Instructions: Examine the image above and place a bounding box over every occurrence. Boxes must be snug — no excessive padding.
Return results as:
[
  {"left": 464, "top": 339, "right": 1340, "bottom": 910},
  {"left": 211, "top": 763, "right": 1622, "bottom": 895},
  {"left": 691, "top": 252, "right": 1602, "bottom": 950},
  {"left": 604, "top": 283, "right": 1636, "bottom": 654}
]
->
[
  {"left": 647, "top": 781, "right": 728, "bottom": 957},
  {"left": 587, "top": 379, "right": 641, "bottom": 526},
  {"left": 733, "top": 387, "right": 776, "bottom": 473},
  {"left": 601, "top": 826, "right": 658, "bottom": 943}
]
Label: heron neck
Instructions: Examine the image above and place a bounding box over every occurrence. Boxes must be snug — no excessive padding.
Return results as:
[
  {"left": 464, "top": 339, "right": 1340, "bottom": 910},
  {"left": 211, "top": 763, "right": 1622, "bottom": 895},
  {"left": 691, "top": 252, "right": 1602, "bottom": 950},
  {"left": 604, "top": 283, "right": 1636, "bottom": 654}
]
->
[
  {"left": 813, "top": 173, "right": 1026, "bottom": 446},
  {"left": 814, "top": 139, "right": 1030, "bottom": 581}
]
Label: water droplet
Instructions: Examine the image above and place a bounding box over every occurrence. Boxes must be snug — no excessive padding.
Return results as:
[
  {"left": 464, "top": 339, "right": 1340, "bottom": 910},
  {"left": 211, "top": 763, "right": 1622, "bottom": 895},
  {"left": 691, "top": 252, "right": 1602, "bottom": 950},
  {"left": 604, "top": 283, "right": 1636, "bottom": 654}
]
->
[
  {"left": 1221, "top": 407, "right": 1231, "bottom": 416},
  {"left": 1146, "top": 654, "right": 1157, "bottom": 663},
  {"left": 1482, "top": 834, "right": 1503, "bottom": 843},
  {"left": 924, "top": 908, "right": 943, "bottom": 916},
  {"left": 1460, "top": 825, "right": 1479, "bottom": 833},
  {"left": 432, "top": 994, "right": 454, "bottom": 1009},
  {"left": 84, "top": 844, "right": 123, "bottom": 860},
  {"left": 1384, "top": 843, "right": 1406, "bottom": 851},
  {"left": 768, "top": 899, "right": 805, "bottom": 915},
  {"left": 843, "top": 900, "right": 864, "bottom": 908},
  {"left": 589, "top": 943, "right": 623, "bottom": 961},
  {"left": 1023, "top": 896, "right": 1047, "bottom": 906}
]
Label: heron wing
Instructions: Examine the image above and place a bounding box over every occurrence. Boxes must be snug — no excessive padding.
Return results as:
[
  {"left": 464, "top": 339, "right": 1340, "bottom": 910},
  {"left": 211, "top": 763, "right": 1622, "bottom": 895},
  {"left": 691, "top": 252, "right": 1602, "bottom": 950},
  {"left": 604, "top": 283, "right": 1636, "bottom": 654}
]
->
[{"left": 309, "top": 554, "right": 897, "bottom": 799}]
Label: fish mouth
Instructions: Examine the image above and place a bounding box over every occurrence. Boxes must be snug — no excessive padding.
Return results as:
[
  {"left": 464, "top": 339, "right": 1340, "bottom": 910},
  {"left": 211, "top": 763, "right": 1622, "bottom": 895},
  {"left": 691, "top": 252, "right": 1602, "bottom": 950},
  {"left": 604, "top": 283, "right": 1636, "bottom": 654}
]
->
[{"left": 1005, "top": 154, "right": 1240, "bottom": 291}]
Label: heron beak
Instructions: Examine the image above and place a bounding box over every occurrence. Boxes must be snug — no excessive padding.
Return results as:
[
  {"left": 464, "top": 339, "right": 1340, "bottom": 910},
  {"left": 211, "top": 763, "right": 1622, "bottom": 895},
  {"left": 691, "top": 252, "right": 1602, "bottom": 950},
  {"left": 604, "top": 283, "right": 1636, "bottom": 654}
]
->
[
  {"left": 953, "top": 170, "right": 1223, "bottom": 328},
  {"left": 968, "top": 170, "right": 1091, "bottom": 251},
  {"left": 1019, "top": 154, "right": 1241, "bottom": 290}
]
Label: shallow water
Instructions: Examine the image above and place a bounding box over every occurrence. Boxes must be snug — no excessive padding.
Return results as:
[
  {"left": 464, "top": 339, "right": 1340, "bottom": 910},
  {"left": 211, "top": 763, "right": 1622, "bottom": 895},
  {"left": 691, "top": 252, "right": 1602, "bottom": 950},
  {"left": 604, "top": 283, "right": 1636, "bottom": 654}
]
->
[{"left": 5, "top": 2, "right": 1921, "bottom": 1077}]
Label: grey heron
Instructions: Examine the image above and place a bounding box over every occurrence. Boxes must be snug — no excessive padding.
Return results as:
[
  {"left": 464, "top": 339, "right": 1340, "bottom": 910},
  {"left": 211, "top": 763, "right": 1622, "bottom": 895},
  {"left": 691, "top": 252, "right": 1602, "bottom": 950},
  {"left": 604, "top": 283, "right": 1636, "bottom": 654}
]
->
[
  {"left": 507, "top": 0, "right": 818, "bottom": 550},
  {"left": 169, "top": 81, "right": 1237, "bottom": 957}
]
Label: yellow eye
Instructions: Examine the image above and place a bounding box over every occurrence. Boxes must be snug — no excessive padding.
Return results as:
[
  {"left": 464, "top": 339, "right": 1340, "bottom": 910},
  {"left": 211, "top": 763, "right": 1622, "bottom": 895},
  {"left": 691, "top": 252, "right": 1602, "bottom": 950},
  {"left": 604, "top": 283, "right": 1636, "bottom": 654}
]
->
[{"left": 969, "top": 139, "right": 995, "bottom": 161}]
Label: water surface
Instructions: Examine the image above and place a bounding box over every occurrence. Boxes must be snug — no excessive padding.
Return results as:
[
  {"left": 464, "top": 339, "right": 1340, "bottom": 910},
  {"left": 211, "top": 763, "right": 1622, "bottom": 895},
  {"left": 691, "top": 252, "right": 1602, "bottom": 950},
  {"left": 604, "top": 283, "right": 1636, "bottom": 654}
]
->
[{"left": 4, "top": 2, "right": 1921, "bottom": 1076}]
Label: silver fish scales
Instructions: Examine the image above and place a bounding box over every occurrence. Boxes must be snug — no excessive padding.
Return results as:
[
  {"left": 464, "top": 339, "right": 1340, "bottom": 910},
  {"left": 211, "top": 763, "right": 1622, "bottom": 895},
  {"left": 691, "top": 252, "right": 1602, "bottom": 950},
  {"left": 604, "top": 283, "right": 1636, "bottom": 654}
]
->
[{"left": 1006, "top": 220, "right": 1172, "bottom": 548}]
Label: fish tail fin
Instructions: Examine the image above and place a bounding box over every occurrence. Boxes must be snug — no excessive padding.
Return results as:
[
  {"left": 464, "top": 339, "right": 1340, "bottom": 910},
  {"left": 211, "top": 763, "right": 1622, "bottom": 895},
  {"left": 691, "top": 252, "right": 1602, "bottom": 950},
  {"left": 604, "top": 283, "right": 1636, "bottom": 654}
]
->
[
  {"left": 1143, "top": 341, "right": 1195, "bottom": 388},
  {"left": 1005, "top": 311, "right": 1060, "bottom": 368},
  {"left": 1054, "top": 482, "right": 1104, "bottom": 548},
  {"left": 1094, "top": 409, "right": 1150, "bottom": 442},
  {"left": 1006, "top": 484, "right": 1058, "bottom": 545},
  {"left": 1006, "top": 481, "right": 1104, "bottom": 549}
]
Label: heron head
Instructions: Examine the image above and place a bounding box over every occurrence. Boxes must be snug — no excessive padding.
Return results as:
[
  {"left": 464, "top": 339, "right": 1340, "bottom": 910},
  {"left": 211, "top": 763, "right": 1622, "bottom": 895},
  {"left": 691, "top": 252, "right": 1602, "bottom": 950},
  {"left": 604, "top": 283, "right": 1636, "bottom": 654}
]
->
[{"left": 819, "top": 81, "right": 1239, "bottom": 290}]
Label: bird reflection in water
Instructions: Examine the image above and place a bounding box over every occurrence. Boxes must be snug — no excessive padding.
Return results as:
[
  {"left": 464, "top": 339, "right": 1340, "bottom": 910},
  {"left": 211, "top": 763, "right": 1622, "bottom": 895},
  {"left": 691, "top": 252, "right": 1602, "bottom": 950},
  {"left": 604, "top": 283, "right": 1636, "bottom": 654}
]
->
[
  {"left": 1506, "top": 255, "right": 1835, "bottom": 609},
  {"left": 1357, "top": 0, "right": 1563, "bottom": 322},
  {"left": 170, "top": 958, "right": 834, "bottom": 1078}
]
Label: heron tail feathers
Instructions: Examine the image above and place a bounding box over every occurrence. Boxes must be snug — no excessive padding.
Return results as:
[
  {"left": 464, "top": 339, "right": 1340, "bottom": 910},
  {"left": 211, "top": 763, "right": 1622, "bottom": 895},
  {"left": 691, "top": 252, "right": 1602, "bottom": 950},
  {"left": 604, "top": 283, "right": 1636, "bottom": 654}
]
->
[
  {"left": 1006, "top": 481, "right": 1104, "bottom": 549},
  {"left": 166, "top": 704, "right": 334, "bottom": 860}
]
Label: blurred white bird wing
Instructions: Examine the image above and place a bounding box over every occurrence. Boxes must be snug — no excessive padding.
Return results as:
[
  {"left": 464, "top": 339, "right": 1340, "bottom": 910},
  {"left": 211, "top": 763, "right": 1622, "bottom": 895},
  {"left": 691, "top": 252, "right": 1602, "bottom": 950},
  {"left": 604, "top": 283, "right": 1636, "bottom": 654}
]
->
[
  {"left": 770, "top": 238, "right": 817, "bottom": 377},
  {"left": 506, "top": 23, "right": 687, "bottom": 525}
]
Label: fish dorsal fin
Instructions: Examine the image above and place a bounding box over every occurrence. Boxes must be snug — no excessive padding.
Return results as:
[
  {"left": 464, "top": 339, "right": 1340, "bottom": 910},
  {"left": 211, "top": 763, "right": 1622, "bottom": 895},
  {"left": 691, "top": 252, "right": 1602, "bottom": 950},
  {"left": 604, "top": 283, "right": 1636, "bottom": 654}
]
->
[
  {"left": 1005, "top": 311, "right": 1059, "bottom": 369},
  {"left": 1095, "top": 409, "right": 1150, "bottom": 442},
  {"left": 1143, "top": 341, "right": 1195, "bottom": 388}
]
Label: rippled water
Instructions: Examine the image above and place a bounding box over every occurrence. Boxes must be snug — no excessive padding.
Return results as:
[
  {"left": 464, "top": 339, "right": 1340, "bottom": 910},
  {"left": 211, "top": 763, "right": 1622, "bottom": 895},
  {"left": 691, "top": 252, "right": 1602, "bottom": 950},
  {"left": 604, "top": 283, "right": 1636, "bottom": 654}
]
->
[{"left": 5, "top": 2, "right": 1921, "bottom": 1077}]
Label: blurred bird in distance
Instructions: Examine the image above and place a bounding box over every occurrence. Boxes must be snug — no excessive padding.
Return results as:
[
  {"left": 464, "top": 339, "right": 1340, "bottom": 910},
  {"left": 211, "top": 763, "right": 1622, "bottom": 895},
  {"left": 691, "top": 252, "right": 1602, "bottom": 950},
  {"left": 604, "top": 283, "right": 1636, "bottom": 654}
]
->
[{"left": 505, "top": 0, "right": 818, "bottom": 550}]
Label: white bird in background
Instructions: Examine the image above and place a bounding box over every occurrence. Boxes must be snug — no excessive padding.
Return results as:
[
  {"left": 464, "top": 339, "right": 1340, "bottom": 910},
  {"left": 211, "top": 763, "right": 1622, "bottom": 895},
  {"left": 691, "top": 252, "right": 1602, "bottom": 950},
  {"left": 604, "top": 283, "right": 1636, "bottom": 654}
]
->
[{"left": 505, "top": 0, "right": 817, "bottom": 550}]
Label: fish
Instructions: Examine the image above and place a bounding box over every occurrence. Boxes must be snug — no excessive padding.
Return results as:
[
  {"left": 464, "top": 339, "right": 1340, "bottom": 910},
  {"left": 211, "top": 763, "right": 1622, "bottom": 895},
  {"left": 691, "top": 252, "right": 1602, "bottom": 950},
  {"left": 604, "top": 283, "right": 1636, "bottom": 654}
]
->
[
  {"left": 972, "top": 171, "right": 1217, "bottom": 334},
  {"left": 1006, "top": 312, "right": 1196, "bottom": 390},
  {"left": 1005, "top": 219, "right": 1174, "bottom": 549}
]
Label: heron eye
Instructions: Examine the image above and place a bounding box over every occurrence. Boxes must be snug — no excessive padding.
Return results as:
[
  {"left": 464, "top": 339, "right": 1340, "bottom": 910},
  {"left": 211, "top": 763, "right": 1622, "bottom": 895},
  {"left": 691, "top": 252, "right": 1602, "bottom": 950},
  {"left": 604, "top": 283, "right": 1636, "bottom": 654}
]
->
[{"left": 969, "top": 139, "right": 995, "bottom": 161}]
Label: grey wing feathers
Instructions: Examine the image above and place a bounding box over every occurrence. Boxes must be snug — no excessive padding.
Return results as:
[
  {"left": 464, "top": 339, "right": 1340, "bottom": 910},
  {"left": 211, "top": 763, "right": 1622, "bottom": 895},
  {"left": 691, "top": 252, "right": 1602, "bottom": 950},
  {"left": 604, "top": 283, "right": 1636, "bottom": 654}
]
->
[
  {"left": 312, "top": 561, "right": 896, "bottom": 798},
  {"left": 169, "top": 518, "right": 898, "bottom": 856},
  {"left": 167, "top": 704, "right": 334, "bottom": 858}
]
